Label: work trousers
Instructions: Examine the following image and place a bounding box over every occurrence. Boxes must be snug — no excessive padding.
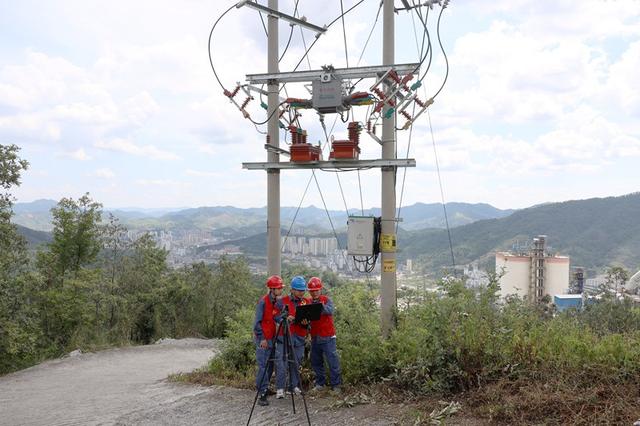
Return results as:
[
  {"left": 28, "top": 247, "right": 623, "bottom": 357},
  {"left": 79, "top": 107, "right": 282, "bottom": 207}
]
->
[
  {"left": 310, "top": 336, "right": 342, "bottom": 388},
  {"left": 276, "top": 334, "right": 305, "bottom": 390},
  {"left": 255, "top": 338, "right": 280, "bottom": 394}
]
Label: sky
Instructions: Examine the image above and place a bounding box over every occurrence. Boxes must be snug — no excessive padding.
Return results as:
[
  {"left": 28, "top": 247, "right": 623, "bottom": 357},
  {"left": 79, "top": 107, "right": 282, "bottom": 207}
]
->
[{"left": 1, "top": 0, "right": 639, "bottom": 211}]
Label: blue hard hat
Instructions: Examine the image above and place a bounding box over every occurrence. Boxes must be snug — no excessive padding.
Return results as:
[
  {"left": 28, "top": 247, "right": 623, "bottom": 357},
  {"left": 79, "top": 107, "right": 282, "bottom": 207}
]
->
[{"left": 291, "top": 276, "right": 307, "bottom": 291}]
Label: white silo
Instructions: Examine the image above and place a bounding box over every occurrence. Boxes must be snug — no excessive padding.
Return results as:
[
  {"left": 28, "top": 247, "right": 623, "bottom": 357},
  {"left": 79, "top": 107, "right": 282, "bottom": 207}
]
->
[
  {"left": 496, "top": 252, "right": 530, "bottom": 298},
  {"left": 544, "top": 256, "right": 570, "bottom": 297}
]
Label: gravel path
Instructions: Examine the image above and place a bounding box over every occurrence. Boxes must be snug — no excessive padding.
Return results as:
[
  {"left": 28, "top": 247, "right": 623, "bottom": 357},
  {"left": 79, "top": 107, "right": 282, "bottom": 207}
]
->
[{"left": 0, "top": 338, "right": 481, "bottom": 425}]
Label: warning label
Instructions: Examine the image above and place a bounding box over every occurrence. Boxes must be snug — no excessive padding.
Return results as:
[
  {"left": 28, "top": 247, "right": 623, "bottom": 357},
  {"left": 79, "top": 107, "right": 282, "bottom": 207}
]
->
[
  {"left": 380, "top": 234, "right": 396, "bottom": 252},
  {"left": 382, "top": 259, "right": 396, "bottom": 272}
]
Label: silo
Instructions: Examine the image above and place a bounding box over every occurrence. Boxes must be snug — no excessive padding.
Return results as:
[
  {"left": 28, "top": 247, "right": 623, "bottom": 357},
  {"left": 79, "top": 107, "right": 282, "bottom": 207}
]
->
[
  {"left": 496, "top": 252, "right": 530, "bottom": 298},
  {"left": 544, "top": 256, "right": 570, "bottom": 297}
]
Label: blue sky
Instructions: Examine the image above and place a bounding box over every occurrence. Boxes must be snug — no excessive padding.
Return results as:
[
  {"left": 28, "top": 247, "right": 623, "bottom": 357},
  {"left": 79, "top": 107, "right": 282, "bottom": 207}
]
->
[{"left": 1, "top": 0, "right": 639, "bottom": 210}]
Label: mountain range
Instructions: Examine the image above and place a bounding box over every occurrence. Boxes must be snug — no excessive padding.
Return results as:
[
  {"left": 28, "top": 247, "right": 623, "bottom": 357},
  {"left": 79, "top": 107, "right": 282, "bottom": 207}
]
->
[
  {"left": 13, "top": 193, "right": 640, "bottom": 274},
  {"left": 207, "top": 193, "right": 640, "bottom": 274},
  {"left": 12, "top": 200, "right": 513, "bottom": 233}
]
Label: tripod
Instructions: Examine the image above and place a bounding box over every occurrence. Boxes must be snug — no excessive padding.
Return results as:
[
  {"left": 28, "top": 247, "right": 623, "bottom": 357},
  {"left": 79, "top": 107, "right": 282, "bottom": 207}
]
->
[{"left": 247, "top": 308, "right": 311, "bottom": 425}]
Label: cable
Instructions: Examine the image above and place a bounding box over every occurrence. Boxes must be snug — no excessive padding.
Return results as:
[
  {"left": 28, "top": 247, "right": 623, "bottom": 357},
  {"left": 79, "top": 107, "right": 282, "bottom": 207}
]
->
[
  {"left": 428, "top": 109, "right": 455, "bottom": 271},
  {"left": 279, "top": 0, "right": 300, "bottom": 62},
  {"left": 430, "top": 2, "right": 450, "bottom": 98},
  {"left": 281, "top": 173, "right": 314, "bottom": 251},
  {"left": 207, "top": 4, "right": 236, "bottom": 91},
  {"left": 312, "top": 171, "right": 352, "bottom": 272},
  {"left": 356, "top": 1, "right": 383, "bottom": 67}
]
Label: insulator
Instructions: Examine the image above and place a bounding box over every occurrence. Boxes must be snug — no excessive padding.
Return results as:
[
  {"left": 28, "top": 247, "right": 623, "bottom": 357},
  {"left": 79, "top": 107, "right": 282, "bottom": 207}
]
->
[
  {"left": 241, "top": 96, "right": 252, "bottom": 110},
  {"left": 400, "top": 74, "right": 413, "bottom": 92},
  {"left": 389, "top": 70, "right": 401, "bottom": 84},
  {"left": 348, "top": 122, "right": 361, "bottom": 145},
  {"left": 367, "top": 120, "right": 371, "bottom": 132},
  {"left": 400, "top": 110, "right": 412, "bottom": 121},
  {"left": 289, "top": 125, "right": 298, "bottom": 144},
  {"left": 415, "top": 97, "right": 426, "bottom": 108},
  {"left": 224, "top": 86, "right": 241, "bottom": 99},
  {"left": 372, "top": 87, "right": 386, "bottom": 100}
]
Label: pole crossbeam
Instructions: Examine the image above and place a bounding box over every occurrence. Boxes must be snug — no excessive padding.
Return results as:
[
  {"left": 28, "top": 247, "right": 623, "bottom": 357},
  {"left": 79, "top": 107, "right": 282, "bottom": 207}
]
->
[
  {"left": 246, "top": 63, "right": 420, "bottom": 84},
  {"left": 243, "top": 158, "right": 416, "bottom": 170}
]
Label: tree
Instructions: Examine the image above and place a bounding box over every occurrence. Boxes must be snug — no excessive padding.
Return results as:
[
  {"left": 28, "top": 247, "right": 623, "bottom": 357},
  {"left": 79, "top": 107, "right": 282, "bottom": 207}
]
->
[
  {"left": 604, "top": 266, "right": 629, "bottom": 297},
  {"left": 0, "top": 144, "right": 39, "bottom": 373},
  {"left": 45, "top": 193, "right": 103, "bottom": 283}
]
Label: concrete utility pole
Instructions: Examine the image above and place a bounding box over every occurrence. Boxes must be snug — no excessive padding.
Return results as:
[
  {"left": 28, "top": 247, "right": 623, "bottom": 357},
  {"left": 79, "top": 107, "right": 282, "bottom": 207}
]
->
[
  {"left": 380, "top": 0, "right": 397, "bottom": 337},
  {"left": 267, "top": 0, "right": 281, "bottom": 277}
]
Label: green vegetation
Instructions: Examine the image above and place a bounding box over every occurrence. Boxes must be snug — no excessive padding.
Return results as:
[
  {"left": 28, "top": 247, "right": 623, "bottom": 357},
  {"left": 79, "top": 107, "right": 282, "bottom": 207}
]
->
[
  {"left": 0, "top": 144, "right": 262, "bottom": 374},
  {"left": 402, "top": 192, "right": 640, "bottom": 272},
  {"left": 207, "top": 276, "right": 640, "bottom": 424}
]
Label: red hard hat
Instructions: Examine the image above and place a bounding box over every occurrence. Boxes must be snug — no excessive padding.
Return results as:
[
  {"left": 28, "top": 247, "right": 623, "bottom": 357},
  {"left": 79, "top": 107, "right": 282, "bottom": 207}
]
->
[
  {"left": 266, "top": 275, "right": 284, "bottom": 289},
  {"left": 307, "top": 276, "right": 323, "bottom": 291}
]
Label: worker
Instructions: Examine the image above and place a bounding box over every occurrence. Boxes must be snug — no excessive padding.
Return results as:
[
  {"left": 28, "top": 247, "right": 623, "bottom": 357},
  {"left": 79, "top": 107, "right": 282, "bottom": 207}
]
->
[
  {"left": 275, "top": 275, "right": 310, "bottom": 398},
  {"left": 253, "top": 275, "right": 284, "bottom": 406},
  {"left": 308, "top": 276, "right": 342, "bottom": 393}
]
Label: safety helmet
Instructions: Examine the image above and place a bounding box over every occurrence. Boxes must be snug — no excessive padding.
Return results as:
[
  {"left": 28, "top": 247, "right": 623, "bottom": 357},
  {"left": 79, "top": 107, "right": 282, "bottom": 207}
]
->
[
  {"left": 307, "top": 276, "right": 323, "bottom": 291},
  {"left": 266, "top": 275, "right": 284, "bottom": 289},
  {"left": 290, "top": 276, "right": 307, "bottom": 291}
]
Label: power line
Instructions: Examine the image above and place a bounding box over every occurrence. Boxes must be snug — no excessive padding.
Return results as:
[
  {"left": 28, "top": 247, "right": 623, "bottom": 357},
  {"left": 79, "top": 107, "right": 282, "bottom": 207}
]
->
[{"left": 428, "top": 109, "right": 455, "bottom": 271}]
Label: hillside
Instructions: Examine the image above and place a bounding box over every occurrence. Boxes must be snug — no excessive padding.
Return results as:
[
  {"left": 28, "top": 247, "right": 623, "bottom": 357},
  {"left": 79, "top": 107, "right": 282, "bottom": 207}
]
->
[
  {"left": 16, "top": 224, "right": 52, "bottom": 247},
  {"left": 213, "top": 193, "right": 640, "bottom": 273},
  {"left": 12, "top": 200, "right": 512, "bottom": 232},
  {"left": 400, "top": 193, "right": 640, "bottom": 272}
]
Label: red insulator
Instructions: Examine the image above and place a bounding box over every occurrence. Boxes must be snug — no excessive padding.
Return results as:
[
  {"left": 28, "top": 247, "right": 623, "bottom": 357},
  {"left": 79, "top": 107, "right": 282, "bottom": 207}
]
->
[
  {"left": 400, "top": 74, "right": 413, "bottom": 92},
  {"left": 348, "top": 122, "right": 361, "bottom": 145},
  {"left": 241, "top": 96, "right": 252, "bottom": 109},
  {"left": 367, "top": 120, "right": 371, "bottom": 132},
  {"left": 289, "top": 125, "right": 298, "bottom": 144},
  {"left": 373, "top": 87, "right": 386, "bottom": 100},
  {"left": 388, "top": 70, "right": 401, "bottom": 84},
  {"left": 415, "top": 97, "right": 426, "bottom": 108},
  {"left": 224, "top": 86, "right": 241, "bottom": 99},
  {"left": 400, "top": 110, "right": 412, "bottom": 121}
]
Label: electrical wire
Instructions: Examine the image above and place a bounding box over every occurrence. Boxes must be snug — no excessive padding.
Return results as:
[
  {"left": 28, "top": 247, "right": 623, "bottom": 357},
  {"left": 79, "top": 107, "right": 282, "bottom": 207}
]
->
[
  {"left": 430, "top": 3, "right": 450, "bottom": 98},
  {"left": 356, "top": 1, "right": 382, "bottom": 67},
  {"left": 207, "top": 4, "right": 237, "bottom": 92},
  {"left": 279, "top": 0, "right": 300, "bottom": 62},
  {"left": 281, "top": 173, "right": 314, "bottom": 251},
  {"left": 428, "top": 109, "right": 455, "bottom": 271},
  {"left": 312, "top": 171, "right": 352, "bottom": 272}
]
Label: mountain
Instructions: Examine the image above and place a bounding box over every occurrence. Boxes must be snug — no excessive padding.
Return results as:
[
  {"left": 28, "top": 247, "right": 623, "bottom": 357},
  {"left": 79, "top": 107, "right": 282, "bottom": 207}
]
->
[
  {"left": 400, "top": 193, "right": 640, "bottom": 273},
  {"left": 12, "top": 200, "right": 512, "bottom": 233},
  {"left": 16, "top": 224, "right": 52, "bottom": 247},
  {"left": 212, "top": 193, "right": 640, "bottom": 274}
]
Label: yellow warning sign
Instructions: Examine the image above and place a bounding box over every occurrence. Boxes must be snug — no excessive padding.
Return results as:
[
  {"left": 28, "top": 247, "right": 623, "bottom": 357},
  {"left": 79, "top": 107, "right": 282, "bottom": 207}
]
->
[
  {"left": 383, "top": 259, "right": 396, "bottom": 272},
  {"left": 380, "top": 234, "right": 396, "bottom": 252}
]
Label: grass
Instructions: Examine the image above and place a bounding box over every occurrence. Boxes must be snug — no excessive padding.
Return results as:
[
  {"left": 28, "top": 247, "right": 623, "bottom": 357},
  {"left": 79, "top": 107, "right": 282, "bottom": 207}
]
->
[{"left": 183, "top": 279, "right": 640, "bottom": 425}]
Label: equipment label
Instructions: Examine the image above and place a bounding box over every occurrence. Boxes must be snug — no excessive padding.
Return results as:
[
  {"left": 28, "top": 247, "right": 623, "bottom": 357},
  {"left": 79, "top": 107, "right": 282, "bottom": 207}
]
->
[
  {"left": 383, "top": 259, "right": 396, "bottom": 272},
  {"left": 380, "top": 234, "right": 396, "bottom": 252}
]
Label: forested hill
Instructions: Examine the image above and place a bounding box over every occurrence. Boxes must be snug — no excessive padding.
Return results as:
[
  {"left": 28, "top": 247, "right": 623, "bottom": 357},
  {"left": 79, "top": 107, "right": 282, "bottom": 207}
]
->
[
  {"left": 16, "top": 225, "right": 51, "bottom": 247},
  {"left": 214, "top": 193, "right": 640, "bottom": 273},
  {"left": 402, "top": 192, "right": 640, "bottom": 272}
]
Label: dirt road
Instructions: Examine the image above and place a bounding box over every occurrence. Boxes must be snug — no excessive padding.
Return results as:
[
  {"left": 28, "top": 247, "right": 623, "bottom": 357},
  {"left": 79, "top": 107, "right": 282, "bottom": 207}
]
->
[{"left": 0, "top": 339, "right": 412, "bottom": 425}]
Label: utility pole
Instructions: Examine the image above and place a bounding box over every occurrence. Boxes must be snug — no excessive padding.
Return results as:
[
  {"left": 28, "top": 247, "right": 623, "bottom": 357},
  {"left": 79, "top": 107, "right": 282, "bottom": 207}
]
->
[
  {"left": 266, "top": 0, "right": 281, "bottom": 277},
  {"left": 380, "top": 0, "right": 397, "bottom": 337}
]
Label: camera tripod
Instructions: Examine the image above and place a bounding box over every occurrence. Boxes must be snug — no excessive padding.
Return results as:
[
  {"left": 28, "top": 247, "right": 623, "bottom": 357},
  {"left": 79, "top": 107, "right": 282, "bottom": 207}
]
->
[{"left": 247, "top": 308, "right": 311, "bottom": 426}]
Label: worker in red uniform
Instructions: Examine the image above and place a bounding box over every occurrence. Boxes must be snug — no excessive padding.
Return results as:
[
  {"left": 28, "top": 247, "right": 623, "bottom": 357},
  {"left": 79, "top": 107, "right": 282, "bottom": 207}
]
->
[
  {"left": 253, "top": 275, "right": 284, "bottom": 406},
  {"left": 275, "top": 275, "right": 310, "bottom": 398},
  {"left": 308, "top": 276, "right": 342, "bottom": 393}
]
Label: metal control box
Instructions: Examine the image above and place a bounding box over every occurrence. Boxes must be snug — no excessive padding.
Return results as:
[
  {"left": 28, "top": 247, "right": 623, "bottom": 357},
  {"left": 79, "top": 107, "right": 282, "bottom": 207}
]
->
[
  {"left": 312, "top": 79, "right": 345, "bottom": 113},
  {"left": 347, "top": 216, "right": 374, "bottom": 256}
]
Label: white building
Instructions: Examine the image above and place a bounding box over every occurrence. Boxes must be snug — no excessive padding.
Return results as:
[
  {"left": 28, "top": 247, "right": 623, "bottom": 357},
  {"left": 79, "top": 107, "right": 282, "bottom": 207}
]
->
[{"left": 495, "top": 236, "right": 570, "bottom": 302}]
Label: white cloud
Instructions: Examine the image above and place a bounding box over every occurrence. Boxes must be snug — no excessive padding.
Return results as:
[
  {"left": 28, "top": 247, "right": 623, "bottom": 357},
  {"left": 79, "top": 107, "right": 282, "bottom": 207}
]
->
[
  {"left": 185, "top": 168, "right": 220, "bottom": 178},
  {"left": 94, "top": 138, "right": 180, "bottom": 161},
  {"left": 64, "top": 148, "right": 92, "bottom": 161},
  {"left": 93, "top": 168, "right": 115, "bottom": 179}
]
